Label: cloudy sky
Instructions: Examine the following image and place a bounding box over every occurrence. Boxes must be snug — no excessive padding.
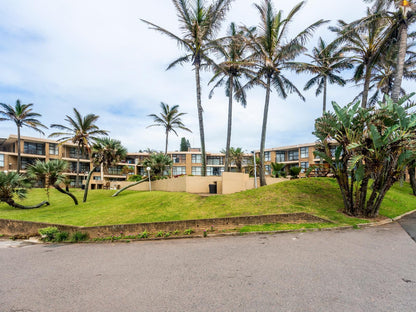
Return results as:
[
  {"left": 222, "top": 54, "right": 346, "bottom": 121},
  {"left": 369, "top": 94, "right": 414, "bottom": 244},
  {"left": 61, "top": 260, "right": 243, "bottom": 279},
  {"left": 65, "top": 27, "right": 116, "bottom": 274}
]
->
[{"left": 0, "top": 0, "right": 383, "bottom": 153}]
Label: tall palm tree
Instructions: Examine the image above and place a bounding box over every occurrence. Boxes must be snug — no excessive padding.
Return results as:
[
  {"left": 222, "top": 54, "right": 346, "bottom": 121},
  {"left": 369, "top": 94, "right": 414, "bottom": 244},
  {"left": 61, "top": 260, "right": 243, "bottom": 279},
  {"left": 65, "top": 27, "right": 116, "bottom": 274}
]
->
[
  {"left": 365, "top": 0, "right": 416, "bottom": 101},
  {"left": 27, "top": 159, "right": 78, "bottom": 205},
  {"left": 244, "top": 0, "right": 326, "bottom": 186},
  {"left": 209, "top": 22, "right": 255, "bottom": 172},
  {"left": 141, "top": 0, "right": 233, "bottom": 176},
  {"left": 147, "top": 102, "right": 192, "bottom": 155},
  {"left": 0, "top": 100, "right": 47, "bottom": 173},
  {"left": 83, "top": 137, "right": 127, "bottom": 202},
  {"left": 293, "top": 37, "right": 353, "bottom": 114},
  {"left": 49, "top": 108, "right": 108, "bottom": 188},
  {"left": 330, "top": 8, "right": 390, "bottom": 108}
]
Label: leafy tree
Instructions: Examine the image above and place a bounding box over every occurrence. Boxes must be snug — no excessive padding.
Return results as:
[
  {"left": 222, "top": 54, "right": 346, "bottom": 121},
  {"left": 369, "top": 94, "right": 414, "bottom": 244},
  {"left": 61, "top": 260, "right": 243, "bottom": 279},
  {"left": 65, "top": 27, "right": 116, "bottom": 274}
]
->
[
  {"left": 293, "top": 37, "right": 353, "bottom": 113},
  {"left": 142, "top": 0, "right": 233, "bottom": 176},
  {"left": 142, "top": 153, "right": 173, "bottom": 178},
  {"left": 271, "top": 162, "right": 286, "bottom": 178},
  {"left": 83, "top": 137, "right": 127, "bottom": 202},
  {"left": 209, "top": 23, "right": 254, "bottom": 171},
  {"left": 147, "top": 102, "right": 191, "bottom": 155},
  {"left": 313, "top": 94, "right": 416, "bottom": 217},
  {"left": 180, "top": 137, "right": 191, "bottom": 151},
  {"left": 0, "top": 171, "right": 49, "bottom": 209},
  {"left": 49, "top": 108, "right": 108, "bottom": 188},
  {"left": 27, "top": 159, "right": 78, "bottom": 205},
  {"left": 244, "top": 0, "right": 326, "bottom": 186},
  {"left": 0, "top": 100, "right": 47, "bottom": 173},
  {"left": 221, "top": 147, "right": 245, "bottom": 172},
  {"left": 246, "top": 156, "right": 261, "bottom": 178},
  {"left": 289, "top": 166, "right": 302, "bottom": 179}
]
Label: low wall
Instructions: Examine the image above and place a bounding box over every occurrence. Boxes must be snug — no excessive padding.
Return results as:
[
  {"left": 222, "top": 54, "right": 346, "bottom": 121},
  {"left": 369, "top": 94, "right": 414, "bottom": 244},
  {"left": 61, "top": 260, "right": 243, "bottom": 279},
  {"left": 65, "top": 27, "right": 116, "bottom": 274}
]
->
[{"left": 0, "top": 213, "right": 332, "bottom": 238}]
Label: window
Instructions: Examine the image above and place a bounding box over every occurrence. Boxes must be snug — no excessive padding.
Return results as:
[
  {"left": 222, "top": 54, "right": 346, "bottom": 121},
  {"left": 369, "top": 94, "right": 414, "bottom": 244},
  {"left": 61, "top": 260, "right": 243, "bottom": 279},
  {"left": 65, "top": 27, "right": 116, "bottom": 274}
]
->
[
  {"left": 207, "top": 167, "right": 223, "bottom": 176},
  {"left": 300, "top": 147, "right": 309, "bottom": 159},
  {"left": 192, "top": 166, "right": 202, "bottom": 175},
  {"left": 0, "top": 154, "right": 4, "bottom": 167},
  {"left": 70, "top": 162, "right": 90, "bottom": 173},
  {"left": 275, "top": 151, "right": 285, "bottom": 162},
  {"left": 69, "top": 147, "right": 88, "bottom": 159},
  {"left": 288, "top": 150, "right": 299, "bottom": 161},
  {"left": 172, "top": 166, "right": 186, "bottom": 175},
  {"left": 264, "top": 152, "right": 271, "bottom": 161},
  {"left": 108, "top": 166, "right": 123, "bottom": 175},
  {"left": 21, "top": 157, "right": 39, "bottom": 170},
  {"left": 265, "top": 165, "right": 271, "bottom": 175},
  {"left": 23, "top": 142, "right": 45, "bottom": 155},
  {"left": 49, "top": 143, "right": 59, "bottom": 155},
  {"left": 192, "top": 154, "right": 202, "bottom": 163},
  {"left": 207, "top": 156, "right": 223, "bottom": 165},
  {"left": 300, "top": 162, "right": 309, "bottom": 173},
  {"left": 172, "top": 154, "right": 186, "bottom": 164}
]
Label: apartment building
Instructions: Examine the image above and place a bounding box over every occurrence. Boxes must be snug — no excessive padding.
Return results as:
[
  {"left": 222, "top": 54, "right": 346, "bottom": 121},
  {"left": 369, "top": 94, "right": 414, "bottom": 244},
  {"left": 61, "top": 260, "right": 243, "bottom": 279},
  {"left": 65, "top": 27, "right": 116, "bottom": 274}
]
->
[{"left": 0, "top": 134, "right": 324, "bottom": 186}]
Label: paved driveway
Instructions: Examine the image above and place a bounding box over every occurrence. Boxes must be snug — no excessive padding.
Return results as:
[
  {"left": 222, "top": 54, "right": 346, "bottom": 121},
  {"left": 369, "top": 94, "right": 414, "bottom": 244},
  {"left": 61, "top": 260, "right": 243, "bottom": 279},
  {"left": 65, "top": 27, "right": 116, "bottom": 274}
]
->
[{"left": 1, "top": 222, "right": 415, "bottom": 312}]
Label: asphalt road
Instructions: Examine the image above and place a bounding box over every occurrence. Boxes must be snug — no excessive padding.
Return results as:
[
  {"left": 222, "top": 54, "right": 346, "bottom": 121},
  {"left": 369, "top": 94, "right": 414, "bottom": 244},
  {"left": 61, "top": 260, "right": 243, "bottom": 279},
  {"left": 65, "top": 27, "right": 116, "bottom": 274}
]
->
[
  {"left": 399, "top": 211, "right": 416, "bottom": 242},
  {"left": 1, "top": 222, "right": 416, "bottom": 312}
]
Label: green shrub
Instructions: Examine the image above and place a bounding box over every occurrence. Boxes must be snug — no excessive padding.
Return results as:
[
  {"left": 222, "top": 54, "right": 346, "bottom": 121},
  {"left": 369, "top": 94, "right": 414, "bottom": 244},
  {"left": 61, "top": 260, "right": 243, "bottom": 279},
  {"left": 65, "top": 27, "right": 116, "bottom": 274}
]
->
[
  {"left": 289, "top": 166, "right": 302, "bottom": 179},
  {"left": 128, "top": 174, "right": 142, "bottom": 182},
  {"left": 39, "top": 227, "right": 60, "bottom": 242},
  {"left": 173, "top": 230, "right": 180, "bottom": 235},
  {"left": 184, "top": 228, "right": 194, "bottom": 235},
  {"left": 70, "top": 231, "right": 89, "bottom": 242},
  {"left": 55, "top": 231, "right": 69, "bottom": 242},
  {"left": 140, "top": 230, "right": 149, "bottom": 239},
  {"left": 164, "top": 232, "right": 171, "bottom": 237},
  {"left": 156, "top": 231, "right": 164, "bottom": 237}
]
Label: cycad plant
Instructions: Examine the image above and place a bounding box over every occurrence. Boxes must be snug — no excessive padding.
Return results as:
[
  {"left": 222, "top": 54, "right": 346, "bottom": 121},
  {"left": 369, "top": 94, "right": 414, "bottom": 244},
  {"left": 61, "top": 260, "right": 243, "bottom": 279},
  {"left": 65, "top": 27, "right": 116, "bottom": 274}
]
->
[
  {"left": 244, "top": 0, "right": 326, "bottom": 186},
  {"left": 147, "top": 102, "right": 192, "bottom": 155},
  {"left": 142, "top": 0, "right": 233, "bottom": 176},
  {"left": 0, "top": 100, "right": 47, "bottom": 173}
]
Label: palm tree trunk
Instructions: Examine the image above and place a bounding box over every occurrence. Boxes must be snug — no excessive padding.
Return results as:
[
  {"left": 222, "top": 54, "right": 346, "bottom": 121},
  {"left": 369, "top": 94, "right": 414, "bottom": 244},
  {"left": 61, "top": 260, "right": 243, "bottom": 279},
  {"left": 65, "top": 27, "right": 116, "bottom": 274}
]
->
[
  {"left": 323, "top": 76, "right": 327, "bottom": 114},
  {"left": 224, "top": 76, "right": 234, "bottom": 172},
  {"left": 194, "top": 61, "right": 207, "bottom": 176},
  {"left": 112, "top": 179, "right": 147, "bottom": 197},
  {"left": 17, "top": 126, "right": 21, "bottom": 173},
  {"left": 55, "top": 185, "right": 78, "bottom": 205},
  {"left": 408, "top": 163, "right": 416, "bottom": 196},
  {"left": 260, "top": 76, "right": 272, "bottom": 187},
  {"left": 361, "top": 64, "right": 371, "bottom": 108},
  {"left": 165, "top": 129, "right": 169, "bottom": 155},
  {"left": 6, "top": 198, "right": 49, "bottom": 209},
  {"left": 76, "top": 144, "right": 81, "bottom": 188},
  {"left": 83, "top": 166, "right": 98, "bottom": 203},
  {"left": 391, "top": 23, "right": 408, "bottom": 102}
]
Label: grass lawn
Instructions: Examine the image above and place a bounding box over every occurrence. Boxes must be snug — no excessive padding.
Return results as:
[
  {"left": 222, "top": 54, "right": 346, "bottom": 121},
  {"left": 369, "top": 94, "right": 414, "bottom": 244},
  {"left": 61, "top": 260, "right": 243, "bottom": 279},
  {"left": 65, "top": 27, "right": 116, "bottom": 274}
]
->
[{"left": 0, "top": 178, "right": 415, "bottom": 230}]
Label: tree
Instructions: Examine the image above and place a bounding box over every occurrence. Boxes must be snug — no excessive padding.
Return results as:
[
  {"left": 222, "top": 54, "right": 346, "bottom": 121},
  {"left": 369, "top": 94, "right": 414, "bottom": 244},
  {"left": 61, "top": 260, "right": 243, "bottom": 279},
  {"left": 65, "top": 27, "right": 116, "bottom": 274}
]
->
[
  {"left": 330, "top": 7, "right": 391, "bottom": 108},
  {"left": 142, "top": 0, "right": 233, "bottom": 176},
  {"left": 244, "top": 0, "right": 326, "bottom": 186},
  {"left": 142, "top": 153, "right": 173, "bottom": 178},
  {"left": 0, "top": 100, "right": 47, "bottom": 173},
  {"left": 27, "top": 159, "right": 78, "bottom": 205},
  {"left": 83, "top": 137, "right": 127, "bottom": 202},
  {"left": 49, "top": 108, "right": 108, "bottom": 188},
  {"left": 271, "top": 162, "right": 286, "bottom": 178},
  {"left": 0, "top": 171, "right": 49, "bottom": 209},
  {"left": 294, "top": 37, "right": 353, "bottom": 114},
  {"left": 313, "top": 94, "right": 416, "bottom": 217},
  {"left": 209, "top": 22, "right": 254, "bottom": 171},
  {"left": 180, "top": 137, "right": 191, "bottom": 151},
  {"left": 147, "top": 102, "right": 192, "bottom": 155},
  {"left": 221, "top": 147, "right": 245, "bottom": 172}
]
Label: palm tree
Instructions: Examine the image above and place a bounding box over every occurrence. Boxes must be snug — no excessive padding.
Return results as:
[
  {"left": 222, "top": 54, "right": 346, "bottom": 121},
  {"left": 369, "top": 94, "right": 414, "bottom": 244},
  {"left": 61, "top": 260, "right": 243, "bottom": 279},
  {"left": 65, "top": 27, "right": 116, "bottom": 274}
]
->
[
  {"left": 27, "top": 159, "right": 78, "bottom": 205},
  {"left": 0, "top": 171, "right": 49, "bottom": 209},
  {"left": 0, "top": 100, "right": 47, "bottom": 173},
  {"left": 364, "top": 0, "right": 416, "bottom": 101},
  {"left": 83, "top": 137, "right": 127, "bottom": 202},
  {"left": 141, "top": 0, "right": 233, "bottom": 176},
  {"left": 294, "top": 37, "right": 353, "bottom": 114},
  {"left": 330, "top": 8, "right": 390, "bottom": 108},
  {"left": 244, "top": 0, "right": 326, "bottom": 186},
  {"left": 209, "top": 23, "right": 255, "bottom": 172},
  {"left": 49, "top": 108, "right": 108, "bottom": 188},
  {"left": 147, "top": 102, "right": 192, "bottom": 155},
  {"left": 142, "top": 153, "right": 173, "bottom": 178},
  {"left": 221, "top": 147, "right": 245, "bottom": 172}
]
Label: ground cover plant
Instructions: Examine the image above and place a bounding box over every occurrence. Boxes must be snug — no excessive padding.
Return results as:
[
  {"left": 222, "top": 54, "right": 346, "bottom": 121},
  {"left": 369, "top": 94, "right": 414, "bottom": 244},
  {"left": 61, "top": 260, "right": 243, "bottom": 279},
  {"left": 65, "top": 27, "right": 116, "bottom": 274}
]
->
[{"left": 0, "top": 178, "right": 415, "bottom": 231}]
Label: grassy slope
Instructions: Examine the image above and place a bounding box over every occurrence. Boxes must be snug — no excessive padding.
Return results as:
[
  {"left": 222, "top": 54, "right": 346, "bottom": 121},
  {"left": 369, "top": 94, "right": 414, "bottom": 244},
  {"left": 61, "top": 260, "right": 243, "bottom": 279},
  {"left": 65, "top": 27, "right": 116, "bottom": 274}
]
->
[{"left": 0, "top": 178, "right": 414, "bottom": 227}]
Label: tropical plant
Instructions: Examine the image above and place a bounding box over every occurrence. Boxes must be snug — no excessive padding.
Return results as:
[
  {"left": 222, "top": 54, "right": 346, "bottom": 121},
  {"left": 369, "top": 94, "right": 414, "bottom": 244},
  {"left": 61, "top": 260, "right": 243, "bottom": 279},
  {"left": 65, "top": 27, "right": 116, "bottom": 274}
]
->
[
  {"left": 244, "top": 0, "right": 326, "bottom": 186},
  {"left": 83, "top": 137, "right": 127, "bottom": 202},
  {"left": 246, "top": 156, "right": 261, "bottom": 178},
  {"left": 227, "top": 147, "right": 245, "bottom": 172},
  {"left": 209, "top": 23, "right": 255, "bottom": 171},
  {"left": 0, "top": 100, "right": 47, "bottom": 173},
  {"left": 27, "top": 159, "right": 78, "bottom": 205},
  {"left": 313, "top": 94, "right": 416, "bottom": 217},
  {"left": 147, "top": 102, "right": 192, "bottom": 155},
  {"left": 142, "top": 153, "right": 173, "bottom": 178},
  {"left": 289, "top": 166, "right": 302, "bottom": 179},
  {"left": 271, "top": 162, "right": 286, "bottom": 178},
  {"left": 142, "top": 0, "right": 233, "bottom": 176},
  {"left": 49, "top": 108, "right": 108, "bottom": 188},
  {"left": 293, "top": 37, "right": 353, "bottom": 113},
  {"left": 0, "top": 171, "right": 49, "bottom": 209}
]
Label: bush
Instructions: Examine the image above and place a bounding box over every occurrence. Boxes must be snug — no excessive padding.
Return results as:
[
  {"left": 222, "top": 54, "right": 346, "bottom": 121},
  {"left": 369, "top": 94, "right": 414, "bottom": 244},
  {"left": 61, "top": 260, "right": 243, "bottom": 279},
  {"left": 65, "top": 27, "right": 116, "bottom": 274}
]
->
[
  {"left": 39, "top": 227, "right": 60, "bottom": 242},
  {"left": 289, "top": 166, "right": 302, "bottom": 179},
  {"left": 55, "top": 231, "right": 69, "bottom": 242},
  {"left": 70, "top": 231, "right": 89, "bottom": 242},
  {"left": 128, "top": 174, "right": 142, "bottom": 182}
]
